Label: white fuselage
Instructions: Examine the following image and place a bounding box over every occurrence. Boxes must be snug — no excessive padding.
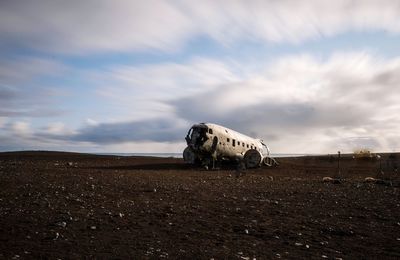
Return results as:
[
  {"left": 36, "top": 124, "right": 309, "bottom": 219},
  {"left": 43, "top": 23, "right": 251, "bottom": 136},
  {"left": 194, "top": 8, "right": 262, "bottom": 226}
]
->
[{"left": 184, "top": 123, "right": 270, "bottom": 163}]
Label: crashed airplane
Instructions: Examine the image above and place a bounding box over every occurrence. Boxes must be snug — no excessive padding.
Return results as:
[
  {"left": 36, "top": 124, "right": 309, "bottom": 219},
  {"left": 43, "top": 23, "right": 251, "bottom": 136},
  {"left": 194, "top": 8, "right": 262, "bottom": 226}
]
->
[{"left": 183, "top": 123, "right": 278, "bottom": 169}]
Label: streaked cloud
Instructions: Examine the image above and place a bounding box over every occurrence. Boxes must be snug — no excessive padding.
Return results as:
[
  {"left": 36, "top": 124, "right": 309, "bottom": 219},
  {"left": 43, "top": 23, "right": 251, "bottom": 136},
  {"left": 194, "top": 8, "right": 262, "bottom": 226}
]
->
[
  {"left": 95, "top": 58, "right": 240, "bottom": 121},
  {"left": 0, "top": 57, "right": 68, "bottom": 117},
  {"left": 0, "top": 0, "right": 193, "bottom": 54},
  {"left": 1, "top": 1, "right": 400, "bottom": 54},
  {"left": 2, "top": 51, "right": 399, "bottom": 153},
  {"left": 170, "top": 52, "right": 400, "bottom": 152}
]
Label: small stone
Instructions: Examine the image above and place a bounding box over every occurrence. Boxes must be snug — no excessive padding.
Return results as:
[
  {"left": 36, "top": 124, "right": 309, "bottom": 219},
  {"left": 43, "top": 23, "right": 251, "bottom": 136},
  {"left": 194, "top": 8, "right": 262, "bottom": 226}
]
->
[
  {"left": 295, "top": 242, "right": 303, "bottom": 246},
  {"left": 90, "top": 226, "right": 96, "bottom": 230},
  {"left": 58, "top": 221, "right": 67, "bottom": 228},
  {"left": 364, "top": 177, "right": 377, "bottom": 182}
]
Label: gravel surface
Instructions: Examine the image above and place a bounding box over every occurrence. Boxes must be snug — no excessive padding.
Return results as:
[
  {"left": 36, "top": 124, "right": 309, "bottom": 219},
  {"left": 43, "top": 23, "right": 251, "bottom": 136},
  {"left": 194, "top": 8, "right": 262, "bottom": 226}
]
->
[{"left": 0, "top": 151, "right": 399, "bottom": 259}]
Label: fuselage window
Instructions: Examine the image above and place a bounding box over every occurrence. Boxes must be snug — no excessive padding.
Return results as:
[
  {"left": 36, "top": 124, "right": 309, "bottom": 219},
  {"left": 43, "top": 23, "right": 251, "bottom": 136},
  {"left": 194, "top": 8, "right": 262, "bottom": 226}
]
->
[
  {"left": 208, "top": 128, "right": 213, "bottom": 134},
  {"left": 238, "top": 141, "right": 240, "bottom": 145},
  {"left": 247, "top": 144, "right": 249, "bottom": 148},
  {"left": 242, "top": 143, "right": 245, "bottom": 147},
  {"left": 227, "top": 138, "right": 230, "bottom": 142},
  {"left": 232, "top": 139, "right": 236, "bottom": 147}
]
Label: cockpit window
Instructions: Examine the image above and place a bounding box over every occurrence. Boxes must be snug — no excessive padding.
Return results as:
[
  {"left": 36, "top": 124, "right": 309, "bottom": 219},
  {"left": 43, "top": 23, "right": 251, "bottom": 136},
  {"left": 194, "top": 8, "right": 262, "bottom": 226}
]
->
[{"left": 186, "top": 126, "right": 208, "bottom": 148}]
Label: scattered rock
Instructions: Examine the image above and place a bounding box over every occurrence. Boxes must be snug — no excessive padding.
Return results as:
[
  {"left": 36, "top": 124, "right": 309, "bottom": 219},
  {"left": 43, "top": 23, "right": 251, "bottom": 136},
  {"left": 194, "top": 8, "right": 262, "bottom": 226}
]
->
[
  {"left": 322, "top": 177, "right": 341, "bottom": 184},
  {"left": 56, "top": 221, "right": 67, "bottom": 228},
  {"left": 364, "top": 177, "right": 377, "bottom": 183}
]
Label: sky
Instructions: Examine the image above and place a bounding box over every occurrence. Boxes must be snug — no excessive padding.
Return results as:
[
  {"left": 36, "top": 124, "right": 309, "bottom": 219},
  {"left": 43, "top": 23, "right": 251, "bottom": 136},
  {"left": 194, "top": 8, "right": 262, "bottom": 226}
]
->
[{"left": 1, "top": 0, "right": 400, "bottom": 154}]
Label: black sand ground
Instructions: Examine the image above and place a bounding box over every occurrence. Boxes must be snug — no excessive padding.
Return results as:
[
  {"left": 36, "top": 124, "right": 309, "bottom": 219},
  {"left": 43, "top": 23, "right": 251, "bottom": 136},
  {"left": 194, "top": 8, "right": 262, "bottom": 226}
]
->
[{"left": 0, "top": 151, "right": 399, "bottom": 259}]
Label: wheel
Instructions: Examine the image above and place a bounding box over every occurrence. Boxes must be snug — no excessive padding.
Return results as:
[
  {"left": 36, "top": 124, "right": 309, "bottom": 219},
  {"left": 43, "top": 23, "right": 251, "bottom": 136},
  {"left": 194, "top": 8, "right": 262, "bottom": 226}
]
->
[{"left": 243, "top": 149, "right": 262, "bottom": 168}]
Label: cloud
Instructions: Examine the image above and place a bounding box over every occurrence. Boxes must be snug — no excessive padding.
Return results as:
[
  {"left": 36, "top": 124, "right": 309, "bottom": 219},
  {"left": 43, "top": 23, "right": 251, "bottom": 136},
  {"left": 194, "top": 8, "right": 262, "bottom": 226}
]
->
[
  {"left": 37, "top": 117, "right": 188, "bottom": 144},
  {"left": 1, "top": 0, "right": 400, "bottom": 54},
  {"left": 0, "top": 57, "right": 66, "bottom": 84},
  {"left": 187, "top": 0, "right": 400, "bottom": 44},
  {"left": 95, "top": 57, "right": 240, "bottom": 121},
  {"left": 2, "top": 51, "right": 400, "bottom": 153},
  {"left": 43, "top": 122, "right": 76, "bottom": 136},
  {"left": 9, "top": 121, "right": 31, "bottom": 136},
  {"left": 0, "top": 57, "right": 67, "bottom": 117},
  {"left": 169, "top": 52, "right": 400, "bottom": 152},
  {"left": 0, "top": 0, "right": 194, "bottom": 54},
  {"left": 0, "top": 118, "right": 187, "bottom": 153},
  {"left": 0, "top": 117, "right": 7, "bottom": 128}
]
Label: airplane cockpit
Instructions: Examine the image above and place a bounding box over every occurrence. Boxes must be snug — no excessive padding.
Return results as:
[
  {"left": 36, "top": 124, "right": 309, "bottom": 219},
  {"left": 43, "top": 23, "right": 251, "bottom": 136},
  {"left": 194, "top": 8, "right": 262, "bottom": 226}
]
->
[{"left": 185, "top": 124, "right": 209, "bottom": 150}]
